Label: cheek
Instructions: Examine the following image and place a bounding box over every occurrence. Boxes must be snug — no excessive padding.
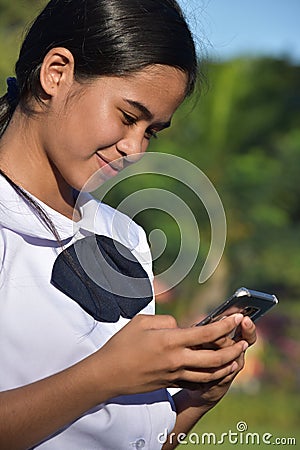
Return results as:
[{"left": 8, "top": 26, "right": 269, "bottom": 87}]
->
[
  {"left": 142, "top": 139, "right": 150, "bottom": 154},
  {"left": 58, "top": 109, "right": 123, "bottom": 157}
]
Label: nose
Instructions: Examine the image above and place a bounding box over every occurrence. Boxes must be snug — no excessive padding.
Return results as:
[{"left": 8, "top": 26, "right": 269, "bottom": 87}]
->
[{"left": 116, "top": 129, "right": 148, "bottom": 159}]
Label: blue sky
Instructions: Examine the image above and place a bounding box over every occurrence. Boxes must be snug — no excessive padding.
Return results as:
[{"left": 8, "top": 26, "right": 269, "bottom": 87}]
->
[{"left": 178, "top": 0, "right": 300, "bottom": 62}]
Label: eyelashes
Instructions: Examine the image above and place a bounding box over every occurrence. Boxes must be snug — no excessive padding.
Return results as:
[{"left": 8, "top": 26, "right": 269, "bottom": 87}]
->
[
  {"left": 122, "top": 111, "right": 158, "bottom": 140},
  {"left": 122, "top": 111, "right": 137, "bottom": 126},
  {"left": 145, "top": 129, "right": 158, "bottom": 140}
]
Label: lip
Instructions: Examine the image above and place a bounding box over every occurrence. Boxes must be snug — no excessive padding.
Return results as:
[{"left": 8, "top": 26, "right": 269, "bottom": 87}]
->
[
  {"left": 96, "top": 151, "right": 144, "bottom": 176},
  {"left": 96, "top": 152, "right": 122, "bottom": 176}
]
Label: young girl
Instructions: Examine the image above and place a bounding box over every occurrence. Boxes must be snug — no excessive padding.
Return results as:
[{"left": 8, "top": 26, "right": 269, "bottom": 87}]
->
[{"left": 0, "top": 1, "right": 256, "bottom": 449}]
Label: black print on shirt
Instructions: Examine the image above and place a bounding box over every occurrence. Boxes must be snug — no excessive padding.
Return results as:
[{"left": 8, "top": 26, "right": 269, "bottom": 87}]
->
[{"left": 51, "top": 235, "right": 153, "bottom": 323}]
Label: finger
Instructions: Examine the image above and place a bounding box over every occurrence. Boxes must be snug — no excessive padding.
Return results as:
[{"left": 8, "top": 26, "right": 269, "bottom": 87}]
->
[
  {"left": 175, "top": 314, "right": 244, "bottom": 348},
  {"left": 221, "top": 350, "right": 246, "bottom": 384},
  {"left": 177, "top": 349, "right": 247, "bottom": 388},
  {"left": 178, "top": 359, "right": 240, "bottom": 385},
  {"left": 184, "top": 340, "right": 248, "bottom": 370},
  {"left": 206, "top": 336, "right": 236, "bottom": 350},
  {"left": 240, "top": 316, "right": 257, "bottom": 346}
]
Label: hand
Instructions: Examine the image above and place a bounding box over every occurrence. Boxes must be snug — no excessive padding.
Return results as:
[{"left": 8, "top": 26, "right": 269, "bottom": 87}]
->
[
  {"left": 92, "top": 313, "right": 248, "bottom": 400},
  {"left": 181, "top": 316, "right": 256, "bottom": 407},
  {"left": 239, "top": 315, "right": 257, "bottom": 346}
]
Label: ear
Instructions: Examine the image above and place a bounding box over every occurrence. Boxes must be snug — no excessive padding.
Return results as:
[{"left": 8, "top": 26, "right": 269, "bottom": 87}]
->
[{"left": 39, "top": 47, "right": 75, "bottom": 98}]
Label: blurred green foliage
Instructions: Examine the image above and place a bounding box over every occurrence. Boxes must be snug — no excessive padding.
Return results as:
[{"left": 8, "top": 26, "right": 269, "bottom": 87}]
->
[
  {"left": 1, "top": 1, "right": 299, "bottom": 435},
  {"left": 183, "top": 388, "right": 300, "bottom": 449},
  {"left": 0, "top": 1, "right": 46, "bottom": 92}
]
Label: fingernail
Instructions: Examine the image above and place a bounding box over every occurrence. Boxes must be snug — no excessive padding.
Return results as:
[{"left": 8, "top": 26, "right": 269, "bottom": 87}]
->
[
  {"left": 242, "top": 342, "right": 249, "bottom": 351},
  {"left": 234, "top": 313, "right": 244, "bottom": 325},
  {"left": 231, "top": 361, "right": 238, "bottom": 373},
  {"left": 244, "top": 316, "right": 252, "bottom": 328}
]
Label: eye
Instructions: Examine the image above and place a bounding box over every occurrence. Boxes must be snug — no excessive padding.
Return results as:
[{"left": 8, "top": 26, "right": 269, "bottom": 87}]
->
[
  {"left": 122, "top": 111, "right": 158, "bottom": 140},
  {"left": 122, "top": 111, "right": 137, "bottom": 126},
  {"left": 145, "top": 128, "right": 158, "bottom": 140}
]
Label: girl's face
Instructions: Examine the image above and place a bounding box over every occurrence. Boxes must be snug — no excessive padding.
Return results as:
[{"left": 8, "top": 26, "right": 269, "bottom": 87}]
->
[{"left": 40, "top": 65, "right": 188, "bottom": 191}]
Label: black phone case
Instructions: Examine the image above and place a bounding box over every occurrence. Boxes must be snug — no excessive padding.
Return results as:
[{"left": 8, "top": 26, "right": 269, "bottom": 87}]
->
[{"left": 197, "top": 287, "right": 278, "bottom": 326}]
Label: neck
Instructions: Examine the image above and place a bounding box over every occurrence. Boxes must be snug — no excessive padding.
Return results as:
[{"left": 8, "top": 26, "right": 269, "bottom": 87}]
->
[{"left": 0, "top": 109, "right": 80, "bottom": 221}]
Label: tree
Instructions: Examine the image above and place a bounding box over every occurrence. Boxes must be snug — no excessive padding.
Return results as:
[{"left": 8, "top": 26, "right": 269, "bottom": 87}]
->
[
  {"left": 124, "top": 57, "right": 300, "bottom": 312},
  {"left": 1, "top": 1, "right": 300, "bottom": 310}
]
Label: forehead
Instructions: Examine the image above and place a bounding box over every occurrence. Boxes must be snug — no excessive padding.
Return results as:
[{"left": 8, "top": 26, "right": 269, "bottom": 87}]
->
[
  {"left": 128, "top": 64, "right": 188, "bottom": 92},
  {"left": 126, "top": 65, "right": 188, "bottom": 110},
  {"left": 83, "top": 65, "right": 188, "bottom": 118}
]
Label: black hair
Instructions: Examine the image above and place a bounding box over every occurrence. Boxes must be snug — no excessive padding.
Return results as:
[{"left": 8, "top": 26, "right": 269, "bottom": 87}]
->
[
  {"left": 0, "top": 0, "right": 197, "bottom": 135},
  {"left": 0, "top": 0, "right": 198, "bottom": 318},
  {"left": 0, "top": 0, "right": 198, "bottom": 240}
]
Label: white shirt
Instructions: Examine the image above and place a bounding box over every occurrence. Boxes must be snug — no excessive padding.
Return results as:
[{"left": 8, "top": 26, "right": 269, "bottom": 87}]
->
[{"left": 0, "top": 176, "right": 176, "bottom": 449}]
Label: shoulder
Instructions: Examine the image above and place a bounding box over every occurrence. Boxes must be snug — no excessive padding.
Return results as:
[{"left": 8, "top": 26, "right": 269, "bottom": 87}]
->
[
  {"left": 99, "top": 202, "right": 152, "bottom": 274},
  {"left": 98, "top": 202, "right": 147, "bottom": 247},
  {"left": 81, "top": 196, "right": 153, "bottom": 279},
  {"left": 79, "top": 193, "right": 148, "bottom": 251}
]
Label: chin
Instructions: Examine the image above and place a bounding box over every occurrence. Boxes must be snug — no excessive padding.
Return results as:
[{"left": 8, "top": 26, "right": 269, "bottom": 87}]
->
[{"left": 71, "top": 168, "right": 117, "bottom": 194}]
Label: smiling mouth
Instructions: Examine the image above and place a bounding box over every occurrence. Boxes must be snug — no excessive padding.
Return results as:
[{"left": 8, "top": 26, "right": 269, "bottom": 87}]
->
[
  {"left": 96, "top": 153, "right": 123, "bottom": 173},
  {"left": 96, "top": 152, "right": 142, "bottom": 173}
]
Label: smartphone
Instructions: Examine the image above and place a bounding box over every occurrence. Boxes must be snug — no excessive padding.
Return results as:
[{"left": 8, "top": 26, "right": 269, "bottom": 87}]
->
[{"left": 196, "top": 287, "right": 278, "bottom": 326}]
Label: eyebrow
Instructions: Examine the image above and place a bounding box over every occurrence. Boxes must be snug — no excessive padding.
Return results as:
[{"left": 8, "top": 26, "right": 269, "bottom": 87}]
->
[{"left": 123, "top": 98, "right": 172, "bottom": 129}]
